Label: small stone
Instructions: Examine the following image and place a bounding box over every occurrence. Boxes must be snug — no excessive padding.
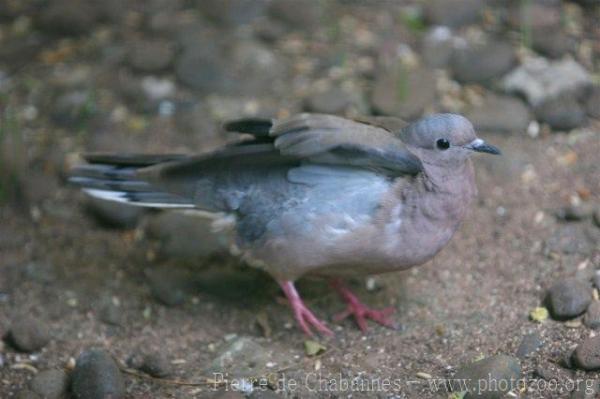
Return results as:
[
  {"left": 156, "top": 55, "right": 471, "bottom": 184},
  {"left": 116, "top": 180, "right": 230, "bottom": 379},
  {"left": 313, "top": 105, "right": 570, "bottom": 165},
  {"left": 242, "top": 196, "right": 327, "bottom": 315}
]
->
[
  {"left": 371, "top": 66, "right": 436, "bottom": 119},
  {"left": 584, "top": 301, "right": 600, "bottom": 329},
  {"left": 544, "top": 225, "right": 597, "bottom": 256},
  {"left": 546, "top": 278, "right": 592, "bottom": 319},
  {"left": 450, "top": 40, "right": 516, "bottom": 84},
  {"left": 37, "top": 0, "right": 98, "bottom": 35},
  {"left": 71, "top": 349, "right": 124, "bottom": 399},
  {"left": 585, "top": 86, "right": 600, "bottom": 119},
  {"left": 516, "top": 332, "right": 543, "bottom": 358},
  {"left": 7, "top": 317, "right": 50, "bottom": 352},
  {"left": 145, "top": 267, "right": 193, "bottom": 307},
  {"left": 574, "top": 335, "right": 600, "bottom": 370},
  {"left": 304, "top": 88, "right": 351, "bottom": 115},
  {"left": 531, "top": 28, "right": 573, "bottom": 59},
  {"left": 304, "top": 340, "right": 326, "bottom": 357},
  {"left": 555, "top": 204, "right": 595, "bottom": 221},
  {"left": 423, "top": 0, "right": 481, "bottom": 28},
  {"left": 268, "top": 0, "right": 324, "bottom": 29},
  {"left": 138, "top": 353, "right": 172, "bottom": 378},
  {"left": 594, "top": 209, "right": 600, "bottom": 229},
  {"left": 422, "top": 26, "right": 455, "bottom": 69},
  {"left": 97, "top": 300, "right": 122, "bottom": 326},
  {"left": 127, "top": 39, "right": 175, "bottom": 73},
  {"left": 29, "top": 369, "right": 69, "bottom": 399},
  {"left": 534, "top": 95, "right": 586, "bottom": 131},
  {"left": 210, "top": 337, "right": 271, "bottom": 378},
  {"left": 465, "top": 94, "right": 530, "bottom": 134},
  {"left": 453, "top": 355, "right": 521, "bottom": 398},
  {"left": 248, "top": 390, "right": 282, "bottom": 399},
  {"left": 502, "top": 57, "right": 592, "bottom": 107},
  {"left": 175, "top": 48, "right": 232, "bottom": 93}
]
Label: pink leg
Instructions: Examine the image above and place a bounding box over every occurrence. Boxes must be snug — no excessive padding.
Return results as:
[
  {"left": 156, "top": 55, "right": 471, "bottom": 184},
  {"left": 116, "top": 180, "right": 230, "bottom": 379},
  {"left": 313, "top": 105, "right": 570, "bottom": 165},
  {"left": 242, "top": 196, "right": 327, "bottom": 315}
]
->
[
  {"left": 278, "top": 280, "right": 333, "bottom": 337},
  {"left": 330, "top": 278, "right": 395, "bottom": 332}
]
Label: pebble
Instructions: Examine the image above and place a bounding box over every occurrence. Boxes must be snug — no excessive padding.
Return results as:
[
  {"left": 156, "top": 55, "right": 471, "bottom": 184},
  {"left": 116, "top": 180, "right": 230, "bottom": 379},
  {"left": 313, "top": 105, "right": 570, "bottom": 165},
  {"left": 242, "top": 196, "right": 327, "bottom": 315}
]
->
[
  {"left": 423, "top": 0, "right": 481, "bottom": 28},
  {"left": 137, "top": 352, "right": 173, "bottom": 378},
  {"left": 268, "top": 0, "right": 324, "bottom": 29},
  {"left": 371, "top": 66, "right": 436, "bottom": 119},
  {"left": 145, "top": 267, "right": 193, "bottom": 307},
  {"left": 546, "top": 278, "right": 592, "bottom": 319},
  {"left": 544, "top": 225, "right": 598, "bottom": 256},
  {"left": 584, "top": 301, "right": 600, "bottom": 329},
  {"left": 555, "top": 204, "right": 595, "bottom": 222},
  {"left": 127, "top": 39, "right": 175, "bottom": 73},
  {"left": 502, "top": 57, "right": 591, "bottom": 107},
  {"left": 37, "top": 0, "right": 98, "bottom": 35},
  {"left": 29, "top": 369, "right": 69, "bottom": 399},
  {"left": 421, "top": 26, "right": 455, "bottom": 69},
  {"left": 304, "top": 88, "right": 352, "bottom": 115},
  {"left": 210, "top": 337, "right": 272, "bottom": 378},
  {"left": 585, "top": 86, "right": 600, "bottom": 119},
  {"left": 7, "top": 317, "right": 50, "bottom": 352},
  {"left": 450, "top": 40, "right": 516, "bottom": 84},
  {"left": 453, "top": 355, "right": 521, "bottom": 398},
  {"left": 71, "top": 349, "right": 124, "bottom": 399},
  {"left": 516, "top": 332, "right": 543, "bottom": 359},
  {"left": 465, "top": 94, "right": 530, "bottom": 134},
  {"left": 534, "top": 95, "right": 586, "bottom": 131},
  {"left": 594, "top": 209, "right": 600, "bottom": 229},
  {"left": 574, "top": 335, "right": 600, "bottom": 370},
  {"left": 175, "top": 47, "right": 233, "bottom": 93}
]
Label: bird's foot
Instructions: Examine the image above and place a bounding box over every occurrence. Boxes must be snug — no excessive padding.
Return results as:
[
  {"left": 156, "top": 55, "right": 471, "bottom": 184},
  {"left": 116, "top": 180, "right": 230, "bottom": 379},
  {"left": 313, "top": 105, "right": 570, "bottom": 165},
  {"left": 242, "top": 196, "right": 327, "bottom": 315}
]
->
[
  {"left": 330, "top": 279, "right": 395, "bottom": 332},
  {"left": 278, "top": 280, "right": 333, "bottom": 337}
]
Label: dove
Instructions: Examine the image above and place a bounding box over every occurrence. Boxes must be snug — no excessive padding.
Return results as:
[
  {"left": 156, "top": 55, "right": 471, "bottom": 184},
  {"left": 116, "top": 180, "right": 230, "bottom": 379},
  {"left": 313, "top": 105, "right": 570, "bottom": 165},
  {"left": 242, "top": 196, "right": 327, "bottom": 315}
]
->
[{"left": 70, "top": 113, "right": 500, "bottom": 336}]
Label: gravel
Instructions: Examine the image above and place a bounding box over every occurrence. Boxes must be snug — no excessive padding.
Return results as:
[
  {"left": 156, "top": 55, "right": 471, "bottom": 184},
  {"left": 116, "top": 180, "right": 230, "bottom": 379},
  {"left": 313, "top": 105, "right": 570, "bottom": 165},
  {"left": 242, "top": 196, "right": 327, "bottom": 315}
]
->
[
  {"left": 453, "top": 355, "right": 521, "bottom": 398},
  {"left": 7, "top": 317, "right": 50, "bottom": 352},
  {"left": 71, "top": 349, "right": 124, "bottom": 399},
  {"left": 574, "top": 335, "right": 600, "bottom": 370},
  {"left": 546, "top": 278, "right": 592, "bottom": 319},
  {"left": 29, "top": 369, "right": 69, "bottom": 399}
]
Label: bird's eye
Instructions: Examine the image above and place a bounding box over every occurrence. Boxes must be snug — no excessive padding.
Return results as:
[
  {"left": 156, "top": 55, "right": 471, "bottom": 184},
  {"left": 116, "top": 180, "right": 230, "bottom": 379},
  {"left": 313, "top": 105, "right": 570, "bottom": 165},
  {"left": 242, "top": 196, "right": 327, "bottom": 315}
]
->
[{"left": 436, "top": 138, "right": 450, "bottom": 150}]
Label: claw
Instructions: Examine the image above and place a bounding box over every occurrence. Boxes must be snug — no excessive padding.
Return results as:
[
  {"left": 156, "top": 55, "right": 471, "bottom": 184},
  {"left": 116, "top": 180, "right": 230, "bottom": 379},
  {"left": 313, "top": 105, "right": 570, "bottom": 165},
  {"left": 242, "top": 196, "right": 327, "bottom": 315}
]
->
[
  {"left": 330, "top": 279, "right": 396, "bottom": 332},
  {"left": 278, "top": 280, "right": 333, "bottom": 337}
]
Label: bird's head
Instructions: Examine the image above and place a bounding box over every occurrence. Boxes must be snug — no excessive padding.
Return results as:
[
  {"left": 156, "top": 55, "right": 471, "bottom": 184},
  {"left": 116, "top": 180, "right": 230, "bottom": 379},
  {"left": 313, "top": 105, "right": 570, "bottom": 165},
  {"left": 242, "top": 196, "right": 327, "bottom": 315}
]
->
[{"left": 401, "top": 113, "right": 500, "bottom": 169}]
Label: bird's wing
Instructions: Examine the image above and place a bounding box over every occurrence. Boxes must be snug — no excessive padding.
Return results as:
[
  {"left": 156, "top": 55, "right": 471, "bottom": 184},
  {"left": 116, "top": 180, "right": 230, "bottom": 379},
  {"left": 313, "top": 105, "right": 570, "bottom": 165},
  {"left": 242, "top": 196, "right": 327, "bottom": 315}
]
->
[{"left": 225, "top": 113, "right": 422, "bottom": 175}]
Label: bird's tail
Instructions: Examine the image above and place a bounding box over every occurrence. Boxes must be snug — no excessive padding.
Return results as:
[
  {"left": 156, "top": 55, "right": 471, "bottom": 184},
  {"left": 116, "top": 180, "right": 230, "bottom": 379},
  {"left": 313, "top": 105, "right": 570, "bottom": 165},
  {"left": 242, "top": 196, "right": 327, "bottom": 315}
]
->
[{"left": 69, "top": 153, "right": 195, "bottom": 208}]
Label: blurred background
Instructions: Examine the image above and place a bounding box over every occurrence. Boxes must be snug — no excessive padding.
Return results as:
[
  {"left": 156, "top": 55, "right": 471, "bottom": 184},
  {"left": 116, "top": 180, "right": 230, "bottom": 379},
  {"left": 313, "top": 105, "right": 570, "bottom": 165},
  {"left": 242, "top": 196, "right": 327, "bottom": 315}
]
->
[{"left": 0, "top": 0, "right": 599, "bottom": 398}]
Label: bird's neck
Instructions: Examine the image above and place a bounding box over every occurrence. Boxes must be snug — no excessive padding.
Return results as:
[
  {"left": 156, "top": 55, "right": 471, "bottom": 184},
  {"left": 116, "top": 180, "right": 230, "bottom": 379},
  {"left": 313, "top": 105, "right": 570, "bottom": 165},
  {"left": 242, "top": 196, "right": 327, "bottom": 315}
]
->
[{"left": 421, "top": 159, "right": 476, "bottom": 197}]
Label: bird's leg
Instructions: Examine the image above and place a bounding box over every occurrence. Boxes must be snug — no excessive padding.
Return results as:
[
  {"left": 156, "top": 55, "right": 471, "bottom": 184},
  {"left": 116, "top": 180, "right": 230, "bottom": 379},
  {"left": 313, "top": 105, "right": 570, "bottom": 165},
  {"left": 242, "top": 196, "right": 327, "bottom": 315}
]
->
[
  {"left": 329, "top": 278, "right": 395, "bottom": 332},
  {"left": 278, "top": 280, "right": 333, "bottom": 337}
]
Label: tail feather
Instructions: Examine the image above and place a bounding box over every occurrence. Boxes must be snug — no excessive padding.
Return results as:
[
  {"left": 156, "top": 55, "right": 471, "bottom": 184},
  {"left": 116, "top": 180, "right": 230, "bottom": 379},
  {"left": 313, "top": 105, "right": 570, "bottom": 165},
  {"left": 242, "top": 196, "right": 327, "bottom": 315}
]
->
[{"left": 70, "top": 157, "right": 195, "bottom": 209}]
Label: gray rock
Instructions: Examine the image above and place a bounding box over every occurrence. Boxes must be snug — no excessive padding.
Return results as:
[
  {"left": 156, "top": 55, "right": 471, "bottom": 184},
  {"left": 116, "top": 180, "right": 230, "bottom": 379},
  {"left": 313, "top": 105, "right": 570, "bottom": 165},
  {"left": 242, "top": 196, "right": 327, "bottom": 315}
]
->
[
  {"left": 71, "top": 349, "right": 124, "bottom": 399},
  {"left": 546, "top": 278, "right": 592, "bottom": 319},
  {"left": 502, "top": 57, "right": 592, "bottom": 107},
  {"left": 531, "top": 29, "right": 573, "bottom": 59},
  {"left": 516, "top": 332, "right": 543, "bottom": 359},
  {"left": 304, "top": 88, "right": 352, "bottom": 115},
  {"left": 371, "top": 66, "right": 436, "bottom": 119},
  {"left": 594, "top": 271, "right": 600, "bottom": 290},
  {"left": 544, "top": 225, "right": 598, "bottom": 256},
  {"left": 584, "top": 301, "right": 600, "bottom": 329},
  {"left": 176, "top": 47, "right": 233, "bottom": 93},
  {"left": 585, "top": 86, "right": 600, "bottom": 119},
  {"left": 127, "top": 39, "right": 175, "bottom": 73},
  {"left": 534, "top": 95, "right": 586, "bottom": 131},
  {"left": 268, "top": 0, "right": 324, "bottom": 29},
  {"left": 465, "top": 94, "right": 530, "bottom": 134},
  {"left": 424, "top": 0, "right": 481, "bottom": 28},
  {"left": 450, "top": 40, "right": 516, "bottom": 84},
  {"left": 574, "top": 336, "right": 600, "bottom": 370},
  {"left": 201, "top": 0, "right": 266, "bottom": 26},
  {"left": 594, "top": 209, "right": 600, "bottom": 229},
  {"left": 453, "top": 355, "right": 521, "bottom": 398},
  {"left": 85, "top": 196, "right": 145, "bottom": 229},
  {"left": 7, "top": 317, "right": 50, "bottom": 352},
  {"left": 535, "top": 361, "right": 564, "bottom": 381},
  {"left": 229, "top": 41, "right": 286, "bottom": 95},
  {"left": 555, "top": 204, "right": 595, "bottom": 222},
  {"left": 139, "top": 353, "right": 173, "bottom": 378},
  {"left": 145, "top": 266, "right": 195, "bottom": 307},
  {"left": 37, "top": 0, "right": 98, "bottom": 35},
  {"left": 97, "top": 298, "right": 122, "bottom": 326},
  {"left": 422, "top": 26, "right": 455, "bottom": 69},
  {"left": 30, "top": 369, "right": 69, "bottom": 399}
]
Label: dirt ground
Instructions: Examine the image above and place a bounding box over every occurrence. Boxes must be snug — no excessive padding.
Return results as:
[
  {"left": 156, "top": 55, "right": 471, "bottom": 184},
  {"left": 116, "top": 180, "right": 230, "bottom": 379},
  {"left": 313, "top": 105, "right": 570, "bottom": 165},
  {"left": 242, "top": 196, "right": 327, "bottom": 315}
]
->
[{"left": 1, "top": 1, "right": 599, "bottom": 398}]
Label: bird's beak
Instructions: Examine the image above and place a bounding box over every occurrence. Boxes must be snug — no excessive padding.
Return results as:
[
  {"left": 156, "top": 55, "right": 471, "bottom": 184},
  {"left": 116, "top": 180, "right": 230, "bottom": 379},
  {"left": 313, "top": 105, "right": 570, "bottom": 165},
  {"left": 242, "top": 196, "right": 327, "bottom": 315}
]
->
[{"left": 466, "top": 138, "right": 501, "bottom": 155}]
